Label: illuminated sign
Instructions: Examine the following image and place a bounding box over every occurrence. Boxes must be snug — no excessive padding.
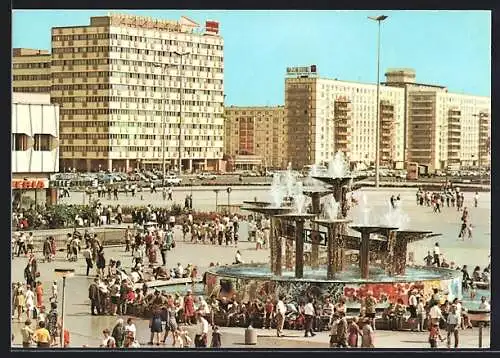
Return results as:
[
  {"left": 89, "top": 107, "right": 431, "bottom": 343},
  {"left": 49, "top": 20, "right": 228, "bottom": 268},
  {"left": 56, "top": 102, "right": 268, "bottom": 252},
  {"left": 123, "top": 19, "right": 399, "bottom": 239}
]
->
[
  {"left": 286, "top": 65, "right": 318, "bottom": 77},
  {"left": 12, "top": 179, "right": 49, "bottom": 189}
]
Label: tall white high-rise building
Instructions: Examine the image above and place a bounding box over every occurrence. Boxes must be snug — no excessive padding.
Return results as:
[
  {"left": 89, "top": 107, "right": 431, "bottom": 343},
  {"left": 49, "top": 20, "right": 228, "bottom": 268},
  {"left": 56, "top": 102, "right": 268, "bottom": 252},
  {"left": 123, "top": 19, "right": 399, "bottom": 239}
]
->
[
  {"left": 285, "top": 66, "right": 405, "bottom": 169},
  {"left": 49, "top": 13, "right": 224, "bottom": 172}
]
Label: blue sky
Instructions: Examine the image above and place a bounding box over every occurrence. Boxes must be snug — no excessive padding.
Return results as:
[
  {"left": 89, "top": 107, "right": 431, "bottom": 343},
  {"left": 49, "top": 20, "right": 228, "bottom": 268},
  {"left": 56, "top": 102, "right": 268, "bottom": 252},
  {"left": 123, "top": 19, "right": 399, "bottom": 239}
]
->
[{"left": 12, "top": 10, "right": 491, "bottom": 105}]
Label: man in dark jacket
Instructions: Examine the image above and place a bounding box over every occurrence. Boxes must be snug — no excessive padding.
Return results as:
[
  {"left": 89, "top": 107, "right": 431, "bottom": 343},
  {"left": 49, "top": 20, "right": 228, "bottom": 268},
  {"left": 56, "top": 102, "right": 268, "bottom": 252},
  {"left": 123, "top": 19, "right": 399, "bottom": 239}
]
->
[{"left": 88, "top": 278, "right": 102, "bottom": 315}]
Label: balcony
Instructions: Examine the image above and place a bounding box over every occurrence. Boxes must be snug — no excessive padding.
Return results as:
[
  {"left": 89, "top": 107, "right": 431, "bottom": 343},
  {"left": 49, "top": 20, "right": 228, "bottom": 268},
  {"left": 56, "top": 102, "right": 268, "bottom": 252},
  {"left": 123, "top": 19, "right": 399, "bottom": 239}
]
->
[
  {"left": 335, "top": 138, "right": 350, "bottom": 145},
  {"left": 334, "top": 121, "right": 350, "bottom": 128}
]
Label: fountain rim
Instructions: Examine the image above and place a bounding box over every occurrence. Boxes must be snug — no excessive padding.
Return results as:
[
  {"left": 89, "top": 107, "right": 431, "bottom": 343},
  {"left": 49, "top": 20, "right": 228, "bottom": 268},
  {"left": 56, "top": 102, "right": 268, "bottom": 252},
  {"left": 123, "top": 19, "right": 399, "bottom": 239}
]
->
[
  {"left": 274, "top": 213, "right": 318, "bottom": 220},
  {"left": 206, "top": 262, "right": 464, "bottom": 284},
  {"left": 312, "top": 218, "right": 353, "bottom": 225},
  {"left": 350, "top": 225, "right": 399, "bottom": 232},
  {"left": 240, "top": 206, "right": 295, "bottom": 216}
]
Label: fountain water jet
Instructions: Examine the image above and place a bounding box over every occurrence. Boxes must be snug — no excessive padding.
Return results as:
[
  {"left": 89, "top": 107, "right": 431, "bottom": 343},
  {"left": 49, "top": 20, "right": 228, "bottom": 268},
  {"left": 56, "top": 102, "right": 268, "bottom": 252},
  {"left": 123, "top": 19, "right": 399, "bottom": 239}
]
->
[
  {"left": 323, "top": 195, "right": 340, "bottom": 221},
  {"left": 208, "top": 162, "right": 462, "bottom": 312},
  {"left": 328, "top": 151, "right": 349, "bottom": 179}
]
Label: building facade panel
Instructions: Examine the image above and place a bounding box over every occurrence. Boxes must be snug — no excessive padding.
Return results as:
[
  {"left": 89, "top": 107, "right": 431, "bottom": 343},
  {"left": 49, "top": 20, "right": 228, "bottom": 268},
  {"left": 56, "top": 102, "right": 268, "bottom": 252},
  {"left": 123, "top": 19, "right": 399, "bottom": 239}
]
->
[
  {"left": 12, "top": 93, "right": 60, "bottom": 174},
  {"left": 224, "top": 106, "right": 287, "bottom": 170},
  {"left": 12, "top": 48, "right": 52, "bottom": 94},
  {"left": 285, "top": 72, "right": 405, "bottom": 169}
]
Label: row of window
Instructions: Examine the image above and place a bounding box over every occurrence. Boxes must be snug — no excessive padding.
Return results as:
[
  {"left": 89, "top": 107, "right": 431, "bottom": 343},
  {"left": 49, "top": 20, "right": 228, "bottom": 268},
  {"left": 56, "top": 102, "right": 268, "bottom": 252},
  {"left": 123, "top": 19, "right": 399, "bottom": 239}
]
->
[
  {"left": 59, "top": 109, "right": 222, "bottom": 117},
  {"left": 52, "top": 84, "right": 111, "bottom": 90},
  {"left": 13, "top": 87, "right": 51, "bottom": 93},
  {"left": 51, "top": 55, "right": 222, "bottom": 67},
  {"left": 60, "top": 145, "right": 110, "bottom": 152},
  {"left": 60, "top": 121, "right": 220, "bottom": 130},
  {"left": 56, "top": 97, "right": 219, "bottom": 108},
  {"left": 61, "top": 133, "right": 220, "bottom": 141},
  {"left": 53, "top": 46, "right": 109, "bottom": 54},
  {"left": 52, "top": 33, "right": 223, "bottom": 50},
  {"left": 12, "top": 74, "right": 51, "bottom": 81},
  {"left": 51, "top": 84, "right": 221, "bottom": 96},
  {"left": 53, "top": 45, "right": 222, "bottom": 58},
  {"left": 52, "top": 69, "right": 223, "bottom": 79},
  {"left": 60, "top": 145, "right": 221, "bottom": 153},
  {"left": 12, "top": 62, "right": 50, "bottom": 69}
]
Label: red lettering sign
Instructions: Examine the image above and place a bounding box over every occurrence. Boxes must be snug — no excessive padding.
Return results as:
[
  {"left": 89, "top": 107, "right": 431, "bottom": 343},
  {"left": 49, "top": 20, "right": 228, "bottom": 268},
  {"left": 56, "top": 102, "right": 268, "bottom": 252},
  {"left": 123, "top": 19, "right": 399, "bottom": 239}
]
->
[
  {"left": 11, "top": 179, "right": 46, "bottom": 189},
  {"left": 206, "top": 21, "right": 219, "bottom": 34}
]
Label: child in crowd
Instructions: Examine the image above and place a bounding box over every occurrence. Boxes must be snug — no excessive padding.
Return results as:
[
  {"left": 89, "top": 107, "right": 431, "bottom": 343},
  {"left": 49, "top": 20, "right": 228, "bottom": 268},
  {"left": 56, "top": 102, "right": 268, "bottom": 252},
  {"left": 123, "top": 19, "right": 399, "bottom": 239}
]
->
[{"left": 428, "top": 322, "right": 445, "bottom": 348}]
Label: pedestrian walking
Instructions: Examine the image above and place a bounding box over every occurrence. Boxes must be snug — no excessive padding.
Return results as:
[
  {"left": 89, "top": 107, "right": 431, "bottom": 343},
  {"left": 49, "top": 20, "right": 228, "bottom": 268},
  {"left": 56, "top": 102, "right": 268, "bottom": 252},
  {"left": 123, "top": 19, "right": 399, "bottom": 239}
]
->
[
  {"left": 33, "top": 321, "right": 51, "bottom": 348},
  {"left": 361, "top": 317, "right": 375, "bottom": 348},
  {"left": 148, "top": 309, "right": 163, "bottom": 345},
  {"left": 336, "top": 311, "right": 348, "bottom": 347},
  {"left": 428, "top": 322, "right": 445, "bottom": 348},
  {"left": 276, "top": 296, "right": 286, "bottom": 337},
  {"left": 348, "top": 316, "right": 362, "bottom": 347},
  {"left": 21, "top": 319, "right": 34, "bottom": 348},
  {"left": 303, "top": 298, "right": 316, "bottom": 337},
  {"left": 88, "top": 278, "right": 102, "bottom": 315},
  {"left": 363, "top": 291, "right": 377, "bottom": 330},
  {"left": 194, "top": 311, "right": 209, "bottom": 347},
  {"left": 111, "top": 318, "right": 126, "bottom": 348},
  {"left": 446, "top": 304, "right": 460, "bottom": 348},
  {"left": 82, "top": 246, "right": 93, "bottom": 276},
  {"left": 210, "top": 326, "right": 222, "bottom": 348}
]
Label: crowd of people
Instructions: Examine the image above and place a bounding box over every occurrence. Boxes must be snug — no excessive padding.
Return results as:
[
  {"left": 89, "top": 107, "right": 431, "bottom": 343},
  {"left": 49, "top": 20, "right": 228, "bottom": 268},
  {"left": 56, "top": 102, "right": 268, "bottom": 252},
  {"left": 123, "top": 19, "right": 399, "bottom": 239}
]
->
[
  {"left": 12, "top": 277, "right": 67, "bottom": 348},
  {"left": 415, "top": 187, "right": 469, "bottom": 212}
]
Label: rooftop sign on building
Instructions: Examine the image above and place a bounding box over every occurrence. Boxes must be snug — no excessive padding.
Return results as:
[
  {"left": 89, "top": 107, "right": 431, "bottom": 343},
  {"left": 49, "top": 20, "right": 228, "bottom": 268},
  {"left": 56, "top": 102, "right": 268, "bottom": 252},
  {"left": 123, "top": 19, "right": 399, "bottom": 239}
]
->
[
  {"left": 205, "top": 20, "right": 220, "bottom": 34},
  {"left": 286, "top": 65, "right": 318, "bottom": 77}
]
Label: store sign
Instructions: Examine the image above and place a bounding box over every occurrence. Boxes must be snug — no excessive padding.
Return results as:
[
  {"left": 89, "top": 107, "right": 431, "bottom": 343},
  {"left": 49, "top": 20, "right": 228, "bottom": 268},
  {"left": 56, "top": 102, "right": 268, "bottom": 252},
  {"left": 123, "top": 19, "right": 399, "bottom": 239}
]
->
[
  {"left": 286, "top": 65, "right": 317, "bottom": 76},
  {"left": 206, "top": 20, "right": 220, "bottom": 34},
  {"left": 12, "top": 179, "right": 48, "bottom": 189}
]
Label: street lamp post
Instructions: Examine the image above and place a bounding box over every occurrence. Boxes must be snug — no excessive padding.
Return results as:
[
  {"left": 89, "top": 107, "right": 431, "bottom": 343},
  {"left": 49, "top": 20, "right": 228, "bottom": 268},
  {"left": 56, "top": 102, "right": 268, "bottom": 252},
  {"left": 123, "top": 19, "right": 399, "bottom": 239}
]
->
[
  {"left": 368, "top": 15, "right": 388, "bottom": 188},
  {"left": 54, "top": 268, "right": 75, "bottom": 348},
  {"left": 214, "top": 189, "right": 220, "bottom": 212},
  {"left": 153, "top": 63, "right": 169, "bottom": 190},
  {"left": 472, "top": 112, "right": 487, "bottom": 185},
  {"left": 226, "top": 187, "right": 232, "bottom": 215},
  {"left": 174, "top": 51, "right": 190, "bottom": 177},
  {"left": 189, "top": 177, "right": 195, "bottom": 197}
]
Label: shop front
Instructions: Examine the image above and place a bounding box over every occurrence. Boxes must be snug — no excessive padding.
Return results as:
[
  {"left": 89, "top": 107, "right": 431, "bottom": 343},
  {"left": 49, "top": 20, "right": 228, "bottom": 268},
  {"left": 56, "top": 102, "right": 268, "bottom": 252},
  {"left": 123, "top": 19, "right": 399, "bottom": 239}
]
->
[{"left": 12, "top": 176, "right": 57, "bottom": 208}]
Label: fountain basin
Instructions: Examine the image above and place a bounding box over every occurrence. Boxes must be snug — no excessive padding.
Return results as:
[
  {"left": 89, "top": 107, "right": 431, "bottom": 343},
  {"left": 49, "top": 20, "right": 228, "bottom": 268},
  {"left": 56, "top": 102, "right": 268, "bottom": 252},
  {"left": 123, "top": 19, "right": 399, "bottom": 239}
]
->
[{"left": 205, "top": 263, "right": 463, "bottom": 308}]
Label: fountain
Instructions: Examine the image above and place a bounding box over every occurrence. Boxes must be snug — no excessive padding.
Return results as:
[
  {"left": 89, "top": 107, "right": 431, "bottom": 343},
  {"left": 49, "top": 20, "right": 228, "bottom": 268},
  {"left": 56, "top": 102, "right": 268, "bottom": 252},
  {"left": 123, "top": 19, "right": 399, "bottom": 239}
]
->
[{"left": 206, "top": 157, "right": 463, "bottom": 310}]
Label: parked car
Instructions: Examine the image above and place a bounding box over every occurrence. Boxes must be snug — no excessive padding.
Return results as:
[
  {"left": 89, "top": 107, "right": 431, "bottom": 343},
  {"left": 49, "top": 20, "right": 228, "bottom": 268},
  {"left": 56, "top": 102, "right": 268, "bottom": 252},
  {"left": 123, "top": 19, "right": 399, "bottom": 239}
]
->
[
  {"left": 197, "top": 172, "right": 217, "bottom": 180},
  {"left": 165, "top": 175, "right": 182, "bottom": 186}
]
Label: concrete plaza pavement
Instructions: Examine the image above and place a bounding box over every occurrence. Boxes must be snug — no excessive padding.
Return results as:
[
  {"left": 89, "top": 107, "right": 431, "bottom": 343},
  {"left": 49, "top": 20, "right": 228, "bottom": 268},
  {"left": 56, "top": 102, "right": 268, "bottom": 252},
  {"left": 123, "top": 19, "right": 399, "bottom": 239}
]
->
[
  {"left": 58, "top": 186, "right": 490, "bottom": 269},
  {"left": 12, "top": 187, "right": 490, "bottom": 348},
  {"left": 11, "top": 232, "right": 490, "bottom": 349}
]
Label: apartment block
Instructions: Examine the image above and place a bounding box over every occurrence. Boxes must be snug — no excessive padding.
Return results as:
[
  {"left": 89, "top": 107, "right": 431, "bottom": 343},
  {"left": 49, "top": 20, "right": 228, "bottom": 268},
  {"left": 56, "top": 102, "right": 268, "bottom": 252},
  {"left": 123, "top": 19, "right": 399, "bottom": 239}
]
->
[
  {"left": 386, "top": 69, "right": 491, "bottom": 171},
  {"left": 49, "top": 13, "right": 224, "bottom": 172},
  {"left": 12, "top": 48, "right": 52, "bottom": 93},
  {"left": 285, "top": 66, "right": 405, "bottom": 170},
  {"left": 224, "top": 106, "right": 287, "bottom": 170}
]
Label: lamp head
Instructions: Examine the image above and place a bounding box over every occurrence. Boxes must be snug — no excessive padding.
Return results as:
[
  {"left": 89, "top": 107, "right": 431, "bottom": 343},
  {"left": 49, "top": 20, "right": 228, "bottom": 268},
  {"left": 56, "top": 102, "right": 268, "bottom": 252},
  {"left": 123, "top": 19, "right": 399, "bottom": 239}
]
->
[{"left": 368, "top": 15, "right": 388, "bottom": 21}]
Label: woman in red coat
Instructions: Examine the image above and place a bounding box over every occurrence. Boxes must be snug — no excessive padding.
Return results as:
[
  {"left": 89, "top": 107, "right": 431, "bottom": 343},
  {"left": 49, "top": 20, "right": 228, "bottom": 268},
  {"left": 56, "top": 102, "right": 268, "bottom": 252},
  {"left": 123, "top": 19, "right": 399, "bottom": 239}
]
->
[{"left": 183, "top": 290, "right": 195, "bottom": 325}]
